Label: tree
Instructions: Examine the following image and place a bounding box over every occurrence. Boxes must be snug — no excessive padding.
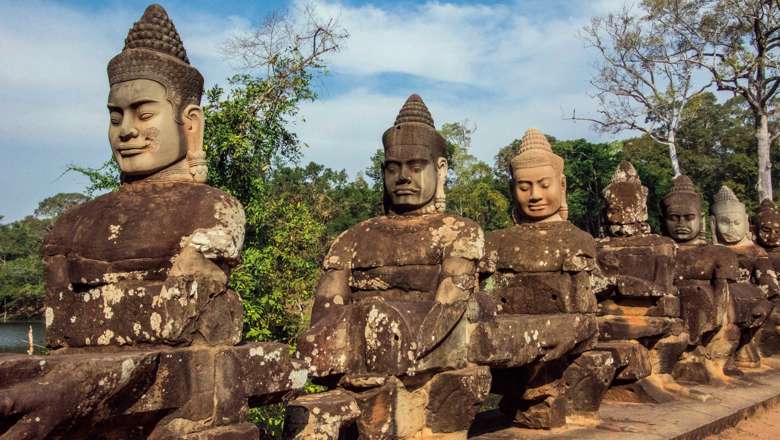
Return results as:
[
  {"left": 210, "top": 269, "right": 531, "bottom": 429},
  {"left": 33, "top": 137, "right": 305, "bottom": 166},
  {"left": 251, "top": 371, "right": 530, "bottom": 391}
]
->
[
  {"left": 576, "top": 4, "right": 710, "bottom": 176},
  {"left": 34, "top": 193, "right": 89, "bottom": 219},
  {"left": 649, "top": 0, "right": 780, "bottom": 201},
  {"left": 440, "top": 121, "right": 511, "bottom": 231}
]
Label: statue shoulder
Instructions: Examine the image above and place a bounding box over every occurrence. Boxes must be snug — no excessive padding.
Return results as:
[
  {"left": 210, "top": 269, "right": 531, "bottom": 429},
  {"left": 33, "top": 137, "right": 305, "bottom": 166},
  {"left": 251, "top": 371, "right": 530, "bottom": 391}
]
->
[
  {"left": 177, "top": 184, "right": 246, "bottom": 261},
  {"left": 42, "top": 196, "right": 104, "bottom": 257},
  {"left": 559, "top": 222, "right": 597, "bottom": 271},
  {"left": 322, "top": 217, "right": 379, "bottom": 270},
  {"left": 436, "top": 214, "right": 484, "bottom": 261}
]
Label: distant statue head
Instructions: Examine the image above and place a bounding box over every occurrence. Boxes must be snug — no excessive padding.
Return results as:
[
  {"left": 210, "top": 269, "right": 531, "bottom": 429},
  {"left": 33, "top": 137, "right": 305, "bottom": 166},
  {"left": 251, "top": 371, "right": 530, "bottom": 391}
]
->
[
  {"left": 756, "top": 199, "right": 780, "bottom": 249},
  {"left": 107, "top": 4, "right": 206, "bottom": 183},
  {"left": 711, "top": 185, "right": 749, "bottom": 245},
  {"left": 602, "top": 161, "right": 650, "bottom": 236},
  {"left": 381, "top": 94, "right": 448, "bottom": 215},
  {"left": 509, "top": 128, "right": 567, "bottom": 223},
  {"left": 661, "top": 175, "right": 704, "bottom": 244}
]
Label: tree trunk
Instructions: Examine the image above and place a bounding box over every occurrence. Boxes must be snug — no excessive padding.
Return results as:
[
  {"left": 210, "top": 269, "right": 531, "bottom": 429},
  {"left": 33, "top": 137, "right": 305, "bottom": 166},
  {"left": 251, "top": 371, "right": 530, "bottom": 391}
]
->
[
  {"left": 757, "top": 112, "right": 773, "bottom": 202},
  {"left": 667, "top": 130, "right": 682, "bottom": 177}
]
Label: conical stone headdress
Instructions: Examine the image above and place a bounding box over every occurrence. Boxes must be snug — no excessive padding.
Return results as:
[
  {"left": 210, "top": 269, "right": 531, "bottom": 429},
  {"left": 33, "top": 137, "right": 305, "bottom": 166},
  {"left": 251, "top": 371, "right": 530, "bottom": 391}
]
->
[
  {"left": 603, "top": 161, "right": 648, "bottom": 224},
  {"left": 510, "top": 128, "right": 563, "bottom": 172},
  {"left": 711, "top": 185, "right": 745, "bottom": 215},
  {"left": 757, "top": 199, "right": 779, "bottom": 219},
  {"left": 108, "top": 4, "right": 204, "bottom": 114},
  {"left": 661, "top": 175, "right": 702, "bottom": 212},
  {"left": 382, "top": 94, "right": 447, "bottom": 157}
]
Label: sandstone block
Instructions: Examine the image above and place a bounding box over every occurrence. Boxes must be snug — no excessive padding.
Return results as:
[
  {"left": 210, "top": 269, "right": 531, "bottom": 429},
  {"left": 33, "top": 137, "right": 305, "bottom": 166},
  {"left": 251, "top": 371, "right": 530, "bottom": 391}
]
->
[
  {"left": 598, "top": 315, "right": 683, "bottom": 340},
  {"left": 284, "top": 389, "right": 360, "bottom": 440},
  {"left": 468, "top": 314, "right": 598, "bottom": 368}
]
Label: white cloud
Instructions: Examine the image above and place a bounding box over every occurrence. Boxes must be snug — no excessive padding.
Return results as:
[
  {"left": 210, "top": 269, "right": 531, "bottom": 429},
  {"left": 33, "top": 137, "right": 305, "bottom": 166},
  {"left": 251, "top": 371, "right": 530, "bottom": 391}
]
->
[
  {"left": 293, "top": 0, "right": 620, "bottom": 174},
  {"left": 0, "top": 0, "right": 630, "bottom": 220}
]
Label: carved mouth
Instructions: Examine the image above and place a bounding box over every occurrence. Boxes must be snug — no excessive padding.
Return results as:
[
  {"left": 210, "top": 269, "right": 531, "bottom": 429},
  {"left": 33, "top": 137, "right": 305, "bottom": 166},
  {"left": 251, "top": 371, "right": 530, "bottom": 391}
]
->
[
  {"left": 675, "top": 228, "right": 692, "bottom": 235},
  {"left": 117, "top": 143, "right": 151, "bottom": 157},
  {"left": 394, "top": 188, "right": 419, "bottom": 196},
  {"left": 527, "top": 204, "right": 548, "bottom": 211}
]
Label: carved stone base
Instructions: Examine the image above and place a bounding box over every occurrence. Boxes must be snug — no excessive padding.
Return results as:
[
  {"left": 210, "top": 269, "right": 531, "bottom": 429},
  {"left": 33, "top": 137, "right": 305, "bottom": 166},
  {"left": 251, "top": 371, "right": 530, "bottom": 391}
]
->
[{"left": 0, "top": 342, "right": 306, "bottom": 439}]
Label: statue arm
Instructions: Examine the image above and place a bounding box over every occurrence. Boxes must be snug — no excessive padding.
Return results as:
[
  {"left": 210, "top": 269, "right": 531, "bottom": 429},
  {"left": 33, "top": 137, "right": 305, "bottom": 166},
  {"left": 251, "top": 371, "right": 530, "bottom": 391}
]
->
[
  {"left": 311, "top": 268, "right": 351, "bottom": 325},
  {"left": 416, "top": 256, "right": 475, "bottom": 359},
  {"left": 756, "top": 258, "right": 780, "bottom": 298}
]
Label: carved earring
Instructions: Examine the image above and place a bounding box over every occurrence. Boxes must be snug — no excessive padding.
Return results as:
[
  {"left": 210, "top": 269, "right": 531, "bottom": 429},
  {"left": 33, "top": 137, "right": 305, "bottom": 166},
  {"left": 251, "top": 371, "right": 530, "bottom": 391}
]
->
[
  {"left": 184, "top": 106, "right": 208, "bottom": 183},
  {"left": 559, "top": 174, "right": 569, "bottom": 221},
  {"left": 434, "top": 158, "right": 447, "bottom": 212}
]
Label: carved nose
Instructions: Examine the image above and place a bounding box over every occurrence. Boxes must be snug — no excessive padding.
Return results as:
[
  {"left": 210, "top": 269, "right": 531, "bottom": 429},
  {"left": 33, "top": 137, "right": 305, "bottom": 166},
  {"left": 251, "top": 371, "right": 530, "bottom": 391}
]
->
[{"left": 119, "top": 126, "right": 139, "bottom": 142}]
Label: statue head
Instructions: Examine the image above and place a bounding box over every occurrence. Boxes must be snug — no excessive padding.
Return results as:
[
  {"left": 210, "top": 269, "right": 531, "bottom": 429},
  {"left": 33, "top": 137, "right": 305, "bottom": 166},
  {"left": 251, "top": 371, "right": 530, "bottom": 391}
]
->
[
  {"left": 661, "top": 175, "right": 704, "bottom": 244},
  {"left": 509, "top": 128, "right": 567, "bottom": 223},
  {"left": 381, "top": 94, "right": 448, "bottom": 215},
  {"left": 107, "top": 4, "right": 206, "bottom": 183},
  {"left": 756, "top": 199, "right": 780, "bottom": 249},
  {"left": 603, "top": 161, "right": 650, "bottom": 236},
  {"left": 711, "top": 185, "right": 750, "bottom": 245}
]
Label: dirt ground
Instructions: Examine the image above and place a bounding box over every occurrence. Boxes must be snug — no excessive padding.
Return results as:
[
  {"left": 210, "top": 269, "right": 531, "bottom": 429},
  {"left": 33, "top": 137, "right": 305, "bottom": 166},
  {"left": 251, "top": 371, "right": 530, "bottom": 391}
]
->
[{"left": 703, "top": 405, "right": 780, "bottom": 439}]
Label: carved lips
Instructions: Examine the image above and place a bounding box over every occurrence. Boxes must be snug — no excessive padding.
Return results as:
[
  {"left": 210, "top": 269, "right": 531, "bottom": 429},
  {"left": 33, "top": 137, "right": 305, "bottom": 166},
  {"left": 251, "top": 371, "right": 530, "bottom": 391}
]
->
[{"left": 116, "top": 142, "right": 152, "bottom": 157}]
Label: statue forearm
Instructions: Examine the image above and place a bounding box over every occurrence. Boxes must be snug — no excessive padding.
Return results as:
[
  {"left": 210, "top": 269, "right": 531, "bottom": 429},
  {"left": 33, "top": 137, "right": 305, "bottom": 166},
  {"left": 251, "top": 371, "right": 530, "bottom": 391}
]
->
[{"left": 311, "top": 269, "right": 351, "bottom": 325}]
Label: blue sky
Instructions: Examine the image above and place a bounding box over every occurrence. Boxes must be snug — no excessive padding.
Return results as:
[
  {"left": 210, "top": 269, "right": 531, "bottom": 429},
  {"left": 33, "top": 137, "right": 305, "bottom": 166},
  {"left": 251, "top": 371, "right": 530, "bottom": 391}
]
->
[{"left": 0, "top": 0, "right": 625, "bottom": 221}]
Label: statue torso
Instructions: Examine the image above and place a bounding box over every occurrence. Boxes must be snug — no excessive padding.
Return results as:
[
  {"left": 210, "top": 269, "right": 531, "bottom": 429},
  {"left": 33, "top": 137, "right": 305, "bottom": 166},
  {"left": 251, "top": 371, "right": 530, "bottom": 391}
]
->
[
  {"left": 43, "top": 182, "right": 245, "bottom": 348},
  {"left": 481, "top": 221, "right": 598, "bottom": 314},
  {"left": 44, "top": 182, "right": 244, "bottom": 285},
  {"left": 324, "top": 213, "right": 483, "bottom": 303}
]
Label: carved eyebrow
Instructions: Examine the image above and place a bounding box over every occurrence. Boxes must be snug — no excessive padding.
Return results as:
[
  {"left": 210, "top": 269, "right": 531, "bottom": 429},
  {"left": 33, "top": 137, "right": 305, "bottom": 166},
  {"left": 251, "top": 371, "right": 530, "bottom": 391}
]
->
[
  {"left": 107, "top": 98, "right": 159, "bottom": 108},
  {"left": 537, "top": 177, "right": 551, "bottom": 183}
]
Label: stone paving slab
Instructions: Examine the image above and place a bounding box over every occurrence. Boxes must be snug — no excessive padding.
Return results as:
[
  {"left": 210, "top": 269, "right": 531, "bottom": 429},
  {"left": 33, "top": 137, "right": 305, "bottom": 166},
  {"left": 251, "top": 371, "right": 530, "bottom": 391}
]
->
[{"left": 470, "top": 369, "right": 780, "bottom": 439}]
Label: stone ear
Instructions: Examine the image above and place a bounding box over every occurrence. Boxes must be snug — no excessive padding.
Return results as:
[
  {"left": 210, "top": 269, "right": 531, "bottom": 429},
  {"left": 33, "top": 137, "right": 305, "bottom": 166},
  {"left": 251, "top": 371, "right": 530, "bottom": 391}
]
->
[
  {"left": 182, "top": 104, "right": 207, "bottom": 183},
  {"left": 434, "top": 157, "right": 448, "bottom": 212}
]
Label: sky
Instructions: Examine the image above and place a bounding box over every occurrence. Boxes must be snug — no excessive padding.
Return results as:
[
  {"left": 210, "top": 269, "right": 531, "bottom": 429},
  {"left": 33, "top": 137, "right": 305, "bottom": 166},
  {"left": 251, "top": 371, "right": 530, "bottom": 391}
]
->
[{"left": 0, "top": 0, "right": 628, "bottom": 222}]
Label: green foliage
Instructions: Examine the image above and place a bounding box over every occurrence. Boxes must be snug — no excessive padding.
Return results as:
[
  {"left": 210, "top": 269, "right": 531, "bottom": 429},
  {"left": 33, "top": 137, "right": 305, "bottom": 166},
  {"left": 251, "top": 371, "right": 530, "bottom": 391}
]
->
[
  {"left": 441, "top": 122, "right": 511, "bottom": 231},
  {"left": 34, "top": 193, "right": 90, "bottom": 219},
  {"left": 67, "top": 160, "right": 120, "bottom": 196},
  {"left": 0, "top": 193, "right": 88, "bottom": 318},
  {"left": 554, "top": 139, "right": 624, "bottom": 235}
]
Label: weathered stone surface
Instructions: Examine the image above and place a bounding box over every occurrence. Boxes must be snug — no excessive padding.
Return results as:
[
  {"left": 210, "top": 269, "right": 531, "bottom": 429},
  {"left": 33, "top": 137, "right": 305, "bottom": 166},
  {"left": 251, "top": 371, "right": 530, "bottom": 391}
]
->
[
  {"left": 468, "top": 314, "right": 598, "bottom": 368},
  {"left": 596, "top": 340, "right": 652, "bottom": 381},
  {"left": 495, "top": 363, "right": 568, "bottom": 430},
  {"left": 757, "top": 303, "right": 780, "bottom": 357},
  {"left": 482, "top": 222, "right": 597, "bottom": 275},
  {"left": 597, "top": 295, "right": 680, "bottom": 318},
  {"left": 45, "top": 275, "right": 243, "bottom": 348},
  {"left": 598, "top": 315, "right": 683, "bottom": 340},
  {"left": 597, "top": 235, "right": 676, "bottom": 298},
  {"left": 563, "top": 351, "right": 617, "bottom": 413},
  {"left": 489, "top": 272, "right": 596, "bottom": 314},
  {"left": 648, "top": 332, "right": 689, "bottom": 374},
  {"left": 674, "top": 245, "right": 740, "bottom": 282},
  {"left": 214, "top": 343, "right": 308, "bottom": 422},
  {"left": 425, "top": 366, "right": 491, "bottom": 433},
  {"left": 180, "top": 423, "right": 259, "bottom": 440},
  {"left": 44, "top": 182, "right": 245, "bottom": 349},
  {"left": 0, "top": 351, "right": 159, "bottom": 439},
  {"left": 677, "top": 282, "right": 722, "bottom": 344},
  {"left": 284, "top": 390, "right": 360, "bottom": 440},
  {"left": 730, "top": 283, "right": 772, "bottom": 329}
]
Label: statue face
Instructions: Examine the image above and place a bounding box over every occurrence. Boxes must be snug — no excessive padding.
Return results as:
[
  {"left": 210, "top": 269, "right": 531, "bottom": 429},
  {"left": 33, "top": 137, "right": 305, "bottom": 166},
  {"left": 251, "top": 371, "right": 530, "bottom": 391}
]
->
[
  {"left": 758, "top": 214, "right": 780, "bottom": 248},
  {"left": 383, "top": 146, "right": 438, "bottom": 211},
  {"left": 604, "top": 184, "right": 647, "bottom": 226},
  {"left": 512, "top": 165, "right": 564, "bottom": 221},
  {"left": 715, "top": 210, "right": 749, "bottom": 244},
  {"left": 664, "top": 205, "right": 702, "bottom": 242},
  {"left": 108, "top": 79, "right": 185, "bottom": 176}
]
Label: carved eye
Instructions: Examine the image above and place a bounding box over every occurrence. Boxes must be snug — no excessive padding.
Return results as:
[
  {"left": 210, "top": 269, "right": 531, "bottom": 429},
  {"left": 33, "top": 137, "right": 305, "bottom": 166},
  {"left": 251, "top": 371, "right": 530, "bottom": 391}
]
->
[
  {"left": 110, "top": 112, "right": 122, "bottom": 125},
  {"left": 139, "top": 112, "right": 154, "bottom": 121}
]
